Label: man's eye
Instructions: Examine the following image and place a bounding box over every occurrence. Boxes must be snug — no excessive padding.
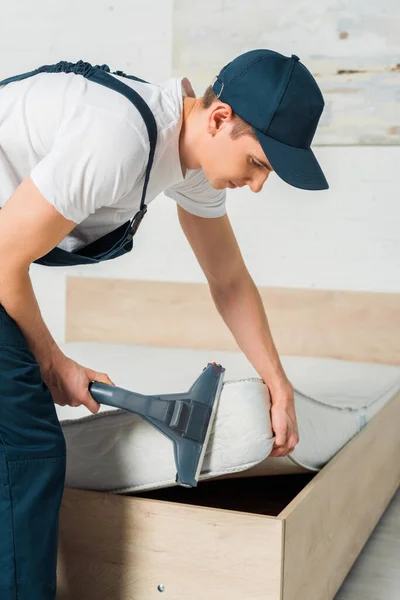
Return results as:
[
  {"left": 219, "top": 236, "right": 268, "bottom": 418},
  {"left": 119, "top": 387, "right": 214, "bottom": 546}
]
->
[{"left": 251, "top": 158, "right": 262, "bottom": 168}]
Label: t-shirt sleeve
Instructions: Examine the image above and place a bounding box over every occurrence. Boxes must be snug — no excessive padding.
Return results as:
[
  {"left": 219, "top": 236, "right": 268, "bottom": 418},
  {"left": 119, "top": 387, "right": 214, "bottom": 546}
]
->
[
  {"left": 165, "top": 169, "right": 227, "bottom": 218},
  {"left": 30, "top": 105, "right": 147, "bottom": 224}
]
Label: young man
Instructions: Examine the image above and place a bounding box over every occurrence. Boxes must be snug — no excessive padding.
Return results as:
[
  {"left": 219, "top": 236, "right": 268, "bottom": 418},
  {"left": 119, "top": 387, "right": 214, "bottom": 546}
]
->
[{"left": 0, "top": 49, "right": 328, "bottom": 599}]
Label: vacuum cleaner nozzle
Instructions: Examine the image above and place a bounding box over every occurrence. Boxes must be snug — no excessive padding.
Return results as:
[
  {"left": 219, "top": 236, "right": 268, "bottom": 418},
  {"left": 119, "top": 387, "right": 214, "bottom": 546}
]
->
[{"left": 89, "top": 362, "right": 225, "bottom": 487}]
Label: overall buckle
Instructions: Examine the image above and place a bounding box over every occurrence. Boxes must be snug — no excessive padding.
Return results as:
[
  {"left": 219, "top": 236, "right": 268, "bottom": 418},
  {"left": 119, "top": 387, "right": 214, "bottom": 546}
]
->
[{"left": 129, "top": 205, "right": 148, "bottom": 237}]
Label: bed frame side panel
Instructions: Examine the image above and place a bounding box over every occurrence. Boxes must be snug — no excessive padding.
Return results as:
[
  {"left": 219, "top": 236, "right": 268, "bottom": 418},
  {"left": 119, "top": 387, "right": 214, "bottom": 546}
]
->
[
  {"left": 280, "top": 392, "right": 400, "bottom": 600},
  {"left": 56, "top": 492, "right": 283, "bottom": 600}
]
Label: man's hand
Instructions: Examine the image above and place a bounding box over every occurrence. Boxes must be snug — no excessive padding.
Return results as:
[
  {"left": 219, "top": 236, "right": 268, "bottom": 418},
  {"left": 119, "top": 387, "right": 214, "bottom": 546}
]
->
[
  {"left": 267, "top": 380, "right": 299, "bottom": 457},
  {"left": 41, "top": 352, "right": 116, "bottom": 414}
]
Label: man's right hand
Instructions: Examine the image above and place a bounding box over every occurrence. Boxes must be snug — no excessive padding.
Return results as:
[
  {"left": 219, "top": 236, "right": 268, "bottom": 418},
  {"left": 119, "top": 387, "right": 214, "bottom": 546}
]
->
[{"left": 41, "top": 353, "right": 116, "bottom": 414}]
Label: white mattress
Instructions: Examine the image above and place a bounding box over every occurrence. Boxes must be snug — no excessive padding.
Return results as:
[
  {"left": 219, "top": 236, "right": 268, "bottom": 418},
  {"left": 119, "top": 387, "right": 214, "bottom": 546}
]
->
[{"left": 56, "top": 342, "right": 400, "bottom": 494}]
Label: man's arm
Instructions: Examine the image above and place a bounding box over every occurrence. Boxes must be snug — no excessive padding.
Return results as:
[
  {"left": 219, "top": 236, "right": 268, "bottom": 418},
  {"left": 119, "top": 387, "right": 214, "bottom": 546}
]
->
[
  {"left": 0, "top": 175, "right": 114, "bottom": 413},
  {"left": 0, "top": 176, "right": 76, "bottom": 370},
  {"left": 177, "top": 205, "right": 299, "bottom": 456}
]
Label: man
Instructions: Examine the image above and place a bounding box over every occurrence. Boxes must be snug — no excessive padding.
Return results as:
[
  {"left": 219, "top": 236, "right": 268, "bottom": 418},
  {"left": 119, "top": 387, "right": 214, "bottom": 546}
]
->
[{"left": 0, "top": 48, "right": 328, "bottom": 599}]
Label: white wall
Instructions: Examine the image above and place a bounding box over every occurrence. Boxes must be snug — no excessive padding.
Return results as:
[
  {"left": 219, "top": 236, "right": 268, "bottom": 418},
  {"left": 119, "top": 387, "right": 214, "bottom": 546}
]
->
[
  {"left": 1, "top": 0, "right": 399, "bottom": 344},
  {"left": 173, "top": 1, "right": 400, "bottom": 144}
]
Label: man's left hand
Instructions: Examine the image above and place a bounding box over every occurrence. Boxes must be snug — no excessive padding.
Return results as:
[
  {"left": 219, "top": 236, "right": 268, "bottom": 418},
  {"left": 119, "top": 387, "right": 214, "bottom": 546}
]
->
[{"left": 267, "top": 380, "right": 299, "bottom": 457}]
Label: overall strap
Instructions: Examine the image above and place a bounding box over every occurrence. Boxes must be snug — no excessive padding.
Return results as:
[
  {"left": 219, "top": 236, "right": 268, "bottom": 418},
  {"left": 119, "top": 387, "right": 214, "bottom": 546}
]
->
[
  {"left": 87, "top": 65, "right": 157, "bottom": 232},
  {"left": 0, "top": 60, "right": 158, "bottom": 233}
]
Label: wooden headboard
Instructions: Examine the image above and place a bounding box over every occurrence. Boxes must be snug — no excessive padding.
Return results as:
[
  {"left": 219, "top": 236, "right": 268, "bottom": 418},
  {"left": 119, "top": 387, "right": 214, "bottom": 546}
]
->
[{"left": 66, "top": 277, "right": 400, "bottom": 366}]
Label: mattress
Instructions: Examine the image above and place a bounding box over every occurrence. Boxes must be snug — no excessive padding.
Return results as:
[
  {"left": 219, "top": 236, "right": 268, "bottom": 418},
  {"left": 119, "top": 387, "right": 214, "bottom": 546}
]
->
[{"left": 56, "top": 342, "right": 400, "bottom": 494}]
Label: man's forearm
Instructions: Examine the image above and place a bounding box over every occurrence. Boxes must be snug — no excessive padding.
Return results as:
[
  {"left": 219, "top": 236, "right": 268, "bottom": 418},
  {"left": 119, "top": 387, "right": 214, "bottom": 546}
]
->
[
  {"left": 0, "top": 265, "right": 64, "bottom": 372},
  {"left": 210, "top": 272, "right": 288, "bottom": 389}
]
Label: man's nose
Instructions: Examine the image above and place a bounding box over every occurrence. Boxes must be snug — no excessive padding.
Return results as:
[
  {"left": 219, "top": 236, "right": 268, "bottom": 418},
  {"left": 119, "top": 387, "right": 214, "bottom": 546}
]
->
[{"left": 248, "top": 171, "right": 270, "bottom": 193}]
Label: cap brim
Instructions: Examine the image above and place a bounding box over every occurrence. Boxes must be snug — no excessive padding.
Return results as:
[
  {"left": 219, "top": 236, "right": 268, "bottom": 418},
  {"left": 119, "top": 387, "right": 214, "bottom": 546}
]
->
[{"left": 255, "top": 130, "right": 329, "bottom": 191}]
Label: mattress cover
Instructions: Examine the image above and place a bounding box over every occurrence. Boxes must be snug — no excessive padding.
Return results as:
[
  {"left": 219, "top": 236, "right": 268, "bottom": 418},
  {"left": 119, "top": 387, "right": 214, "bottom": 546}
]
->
[{"left": 56, "top": 342, "right": 400, "bottom": 493}]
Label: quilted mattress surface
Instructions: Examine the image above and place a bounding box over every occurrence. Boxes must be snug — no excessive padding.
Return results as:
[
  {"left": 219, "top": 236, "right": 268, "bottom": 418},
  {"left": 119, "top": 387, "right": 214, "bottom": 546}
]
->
[{"left": 56, "top": 342, "right": 400, "bottom": 493}]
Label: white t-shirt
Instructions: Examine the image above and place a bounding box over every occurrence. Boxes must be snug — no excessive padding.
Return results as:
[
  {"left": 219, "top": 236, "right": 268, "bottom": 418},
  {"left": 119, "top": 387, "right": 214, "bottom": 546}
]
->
[{"left": 0, "top": 70, "right": 226, "bottom": 251}]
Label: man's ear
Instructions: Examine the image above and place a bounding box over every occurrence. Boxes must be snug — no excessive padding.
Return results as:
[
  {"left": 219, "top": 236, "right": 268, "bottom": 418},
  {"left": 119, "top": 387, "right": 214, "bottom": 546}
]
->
[{"left": 207, "top": 102, "right": 234, "bottom": 135}]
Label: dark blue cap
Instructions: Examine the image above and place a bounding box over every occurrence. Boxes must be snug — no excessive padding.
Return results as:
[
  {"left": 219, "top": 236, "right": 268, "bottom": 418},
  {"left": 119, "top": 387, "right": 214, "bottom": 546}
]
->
[{"left": 212, "top": 49, "right": 329, "bottom": 191}]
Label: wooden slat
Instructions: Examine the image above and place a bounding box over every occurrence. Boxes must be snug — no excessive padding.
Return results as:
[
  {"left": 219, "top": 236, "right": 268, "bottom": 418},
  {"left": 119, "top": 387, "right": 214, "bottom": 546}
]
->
[
  {"left": 279, "top": 392, "right": 400, "bottom": 600},
  {"left": 66, "top": 277, "right": 400, "bottom": 365},
  {"left": 57, "top": 489, "right": 282, "bottom": 600}
]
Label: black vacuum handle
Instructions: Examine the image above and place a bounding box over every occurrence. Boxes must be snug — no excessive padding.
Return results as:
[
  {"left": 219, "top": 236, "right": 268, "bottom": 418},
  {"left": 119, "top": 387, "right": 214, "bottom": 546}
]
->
[
  {"left": 88, "top": 381, "right": 115, "bottom": 405},
  {"left": 88, "top": 381, "right": 151, "bottom": 412}
]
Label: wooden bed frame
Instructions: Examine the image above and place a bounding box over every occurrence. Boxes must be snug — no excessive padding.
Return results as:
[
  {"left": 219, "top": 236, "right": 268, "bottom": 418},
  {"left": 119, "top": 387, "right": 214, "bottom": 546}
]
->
[{"left": 56, "top": 278, "right": 400, "bottom": 600}]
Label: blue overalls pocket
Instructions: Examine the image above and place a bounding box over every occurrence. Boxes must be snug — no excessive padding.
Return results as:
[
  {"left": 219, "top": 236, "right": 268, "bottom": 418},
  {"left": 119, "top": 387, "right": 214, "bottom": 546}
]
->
[{"left": 0, "top": 446, "right": 16, "bottom": 597}]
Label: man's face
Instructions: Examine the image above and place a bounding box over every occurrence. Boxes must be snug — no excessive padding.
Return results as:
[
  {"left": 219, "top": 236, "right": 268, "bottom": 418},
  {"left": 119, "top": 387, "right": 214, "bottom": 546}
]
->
[{"left": 198, "top": 109, "right": 274, "bottom": 191}]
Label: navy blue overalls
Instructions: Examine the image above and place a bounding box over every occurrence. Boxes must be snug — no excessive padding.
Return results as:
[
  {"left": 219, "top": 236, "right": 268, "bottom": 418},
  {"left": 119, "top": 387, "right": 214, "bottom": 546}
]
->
[{"left": 0, "top": 60, "right": 157, "bottom": 599}]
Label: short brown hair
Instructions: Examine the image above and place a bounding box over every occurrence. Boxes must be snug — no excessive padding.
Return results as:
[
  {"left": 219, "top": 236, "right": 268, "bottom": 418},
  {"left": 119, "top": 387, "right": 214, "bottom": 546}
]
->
[{"left": 201, "top": 85, "right": 257, "bottom": 141}]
